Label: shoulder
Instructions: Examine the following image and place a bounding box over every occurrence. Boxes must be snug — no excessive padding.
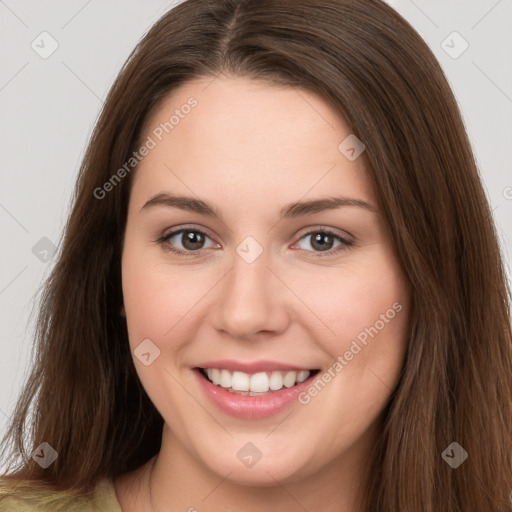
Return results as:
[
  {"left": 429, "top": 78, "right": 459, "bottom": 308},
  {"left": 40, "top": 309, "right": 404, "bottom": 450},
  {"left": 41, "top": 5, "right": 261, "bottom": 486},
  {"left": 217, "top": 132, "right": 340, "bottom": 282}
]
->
[{"left": 0, "top": 477, "right": 122, "bottom": 511}]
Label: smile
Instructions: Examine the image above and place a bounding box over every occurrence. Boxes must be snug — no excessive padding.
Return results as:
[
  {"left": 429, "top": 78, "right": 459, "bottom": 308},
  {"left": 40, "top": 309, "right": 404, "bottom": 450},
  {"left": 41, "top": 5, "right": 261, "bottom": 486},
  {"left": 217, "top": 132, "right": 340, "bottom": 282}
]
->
[
  {"left": 193, "top": 362, "right": 321, "bottom": 419},
  {"left": 199, "top": 368, "right": 315, "bottom": 395}
]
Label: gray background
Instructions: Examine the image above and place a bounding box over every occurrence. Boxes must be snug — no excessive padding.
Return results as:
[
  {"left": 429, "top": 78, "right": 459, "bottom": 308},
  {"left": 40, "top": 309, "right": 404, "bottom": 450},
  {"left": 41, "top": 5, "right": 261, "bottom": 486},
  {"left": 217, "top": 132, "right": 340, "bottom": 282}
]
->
[{"left": 1, "top": 0, "right": 511, "bottom": 462}]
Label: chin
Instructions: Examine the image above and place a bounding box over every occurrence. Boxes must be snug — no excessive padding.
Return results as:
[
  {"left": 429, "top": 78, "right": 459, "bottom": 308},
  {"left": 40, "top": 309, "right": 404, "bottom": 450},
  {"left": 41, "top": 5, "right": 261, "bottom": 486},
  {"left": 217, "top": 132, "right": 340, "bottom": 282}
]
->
[{"left": 197, "top": 445, "right": 313, "bottom": 487}]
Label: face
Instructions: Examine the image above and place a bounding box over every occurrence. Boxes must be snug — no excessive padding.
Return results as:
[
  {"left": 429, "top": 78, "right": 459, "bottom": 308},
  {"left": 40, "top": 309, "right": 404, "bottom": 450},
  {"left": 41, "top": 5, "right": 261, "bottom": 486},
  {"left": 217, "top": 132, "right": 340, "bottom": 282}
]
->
[{"left": 121, "top": 75, "right": 411, "bottom": 486}]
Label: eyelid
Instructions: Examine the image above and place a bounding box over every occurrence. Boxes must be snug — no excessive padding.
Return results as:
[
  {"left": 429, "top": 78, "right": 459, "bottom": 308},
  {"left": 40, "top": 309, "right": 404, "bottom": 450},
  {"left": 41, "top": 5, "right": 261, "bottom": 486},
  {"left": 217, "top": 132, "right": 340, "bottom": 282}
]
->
[
  {"left": 294, "top": 224, "right": 354, "bottom": 242},
  {"left": 159, "top": 223, "right": 217, "bottom": 241}
]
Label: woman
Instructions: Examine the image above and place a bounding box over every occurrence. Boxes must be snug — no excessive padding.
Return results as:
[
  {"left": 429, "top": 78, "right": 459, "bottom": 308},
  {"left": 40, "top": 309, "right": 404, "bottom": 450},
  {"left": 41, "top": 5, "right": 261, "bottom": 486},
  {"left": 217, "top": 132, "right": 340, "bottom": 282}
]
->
[{"left": 1, "top": 0, "right": 511, "bottom": 510}]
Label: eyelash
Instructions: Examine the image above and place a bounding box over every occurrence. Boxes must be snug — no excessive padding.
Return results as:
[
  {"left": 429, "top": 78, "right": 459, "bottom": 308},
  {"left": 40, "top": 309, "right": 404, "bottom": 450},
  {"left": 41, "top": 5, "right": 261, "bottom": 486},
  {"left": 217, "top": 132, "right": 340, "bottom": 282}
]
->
[{"left": 156, "top": 226, "right": 353, "bottom": 258}]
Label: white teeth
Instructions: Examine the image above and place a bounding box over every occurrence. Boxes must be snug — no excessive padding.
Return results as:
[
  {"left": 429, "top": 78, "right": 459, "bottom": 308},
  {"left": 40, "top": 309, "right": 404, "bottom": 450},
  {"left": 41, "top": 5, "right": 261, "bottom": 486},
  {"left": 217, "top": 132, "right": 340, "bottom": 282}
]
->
[
  {"left": 219, "top": 369, "right": 232, "bottom": 388},
  {"left": 231, "top": 371, "right": 250, "bottom": 391},
  {"left": 202, "top": 368, "right": 312, "bottom": 393},
  {"left": 249, "top": 372, "right": 269, "bottom": 392},
  {"left": 283, "top": 371, "right": 297, "bottom": 388},
  {"left": 269, "top": 372, "right": 283, "bottom": 390},
  {"left": 211, "top": 368, "right": 221, "bottom": 385},
  {"left": 296, "top": 370, "right": 309, "bottom": 383}
]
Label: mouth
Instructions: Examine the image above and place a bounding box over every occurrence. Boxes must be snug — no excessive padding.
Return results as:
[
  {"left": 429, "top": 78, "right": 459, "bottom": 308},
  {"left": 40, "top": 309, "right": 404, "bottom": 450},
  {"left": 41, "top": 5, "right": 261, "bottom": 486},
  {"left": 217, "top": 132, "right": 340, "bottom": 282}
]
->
[
  {"left": 192, "top": 359, "right": 323, "bottom": 419},
  {"left": 195, "top": 367, "right": 321, "bottom": 396}
]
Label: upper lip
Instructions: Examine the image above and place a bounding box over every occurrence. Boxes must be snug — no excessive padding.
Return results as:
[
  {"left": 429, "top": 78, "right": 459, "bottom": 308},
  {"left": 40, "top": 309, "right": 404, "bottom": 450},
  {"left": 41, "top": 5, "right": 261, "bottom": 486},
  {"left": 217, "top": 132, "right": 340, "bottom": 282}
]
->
[{"left": 195, "top": 359, "right": 315, "bottom": 373}]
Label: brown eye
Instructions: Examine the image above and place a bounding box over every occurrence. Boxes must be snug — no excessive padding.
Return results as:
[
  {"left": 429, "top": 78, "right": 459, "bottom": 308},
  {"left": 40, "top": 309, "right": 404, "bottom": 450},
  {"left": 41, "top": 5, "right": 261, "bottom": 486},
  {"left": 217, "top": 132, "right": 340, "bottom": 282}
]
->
[
  {"left": 178, "top": 230, "right": 206, "bottom": 251},
  {"left": 310, "top": 232, "right": 336, "bottom": 251},
  {"left": 295, "top": 229, "right": 352, "bottom": 256},
  {"left": 160, "top": 228, "right": 218, "bottom": 255}
]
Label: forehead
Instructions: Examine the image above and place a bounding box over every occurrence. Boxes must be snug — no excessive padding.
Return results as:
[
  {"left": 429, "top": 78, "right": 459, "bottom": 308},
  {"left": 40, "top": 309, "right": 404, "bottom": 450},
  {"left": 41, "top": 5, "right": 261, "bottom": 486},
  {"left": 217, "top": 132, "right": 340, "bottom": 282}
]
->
[{"left": 131, "top": 76, "right": 374, "bottom": 209}]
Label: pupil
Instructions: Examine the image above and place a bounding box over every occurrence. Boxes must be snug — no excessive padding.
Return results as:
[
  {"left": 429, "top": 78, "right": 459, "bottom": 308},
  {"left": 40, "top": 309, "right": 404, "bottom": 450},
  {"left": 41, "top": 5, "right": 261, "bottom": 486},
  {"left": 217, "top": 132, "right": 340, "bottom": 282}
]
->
[
  {"left": 183, "top": 231, "right": 204, "bottom": 250},
  {"left": 312, "top": 233, "right": 333, "bottom": 251}
]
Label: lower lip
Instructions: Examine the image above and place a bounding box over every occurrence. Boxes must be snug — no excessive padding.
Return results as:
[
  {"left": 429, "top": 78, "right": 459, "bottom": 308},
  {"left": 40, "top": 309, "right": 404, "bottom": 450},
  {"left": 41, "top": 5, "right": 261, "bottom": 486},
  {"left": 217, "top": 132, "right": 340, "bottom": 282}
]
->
[{"left": 194, "top": 369, "right": 317, "bottom": 419}]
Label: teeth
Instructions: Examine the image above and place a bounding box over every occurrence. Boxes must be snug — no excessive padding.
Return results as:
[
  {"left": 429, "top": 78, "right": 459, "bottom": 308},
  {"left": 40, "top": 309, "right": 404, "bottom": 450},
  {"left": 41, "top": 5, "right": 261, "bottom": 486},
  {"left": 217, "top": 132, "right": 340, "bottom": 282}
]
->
[
  {"left": 283, "top": 371, "right": 296, "bottom": 388},
  {"left": 269, "top": 371, "right": 283, "bottom": 390},
  {"left": 296, "top": 370, "right": 309, "bottom": 383},
  {"left": 202, "top": 368, "right": 312, "bottom": 393},
  {"left": 220, "top": 369, "right": 232, "bottom": 388},
  {"left": 211, "top": 369, "right": 221, "bottom": 385},
  {"left": 250, "top": 372, "right": 269, "bottom": 392},
  {"left": 232, "top": 371, "right": 249, "bottom": 391}
]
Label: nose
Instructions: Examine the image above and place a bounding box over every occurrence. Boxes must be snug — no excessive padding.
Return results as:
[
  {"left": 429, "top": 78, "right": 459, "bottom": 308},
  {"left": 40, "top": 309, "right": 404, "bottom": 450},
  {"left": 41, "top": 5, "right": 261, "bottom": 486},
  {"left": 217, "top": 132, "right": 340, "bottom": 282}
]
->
[{"left": 211, "top": 248, "right": 290, "bottom": 340}]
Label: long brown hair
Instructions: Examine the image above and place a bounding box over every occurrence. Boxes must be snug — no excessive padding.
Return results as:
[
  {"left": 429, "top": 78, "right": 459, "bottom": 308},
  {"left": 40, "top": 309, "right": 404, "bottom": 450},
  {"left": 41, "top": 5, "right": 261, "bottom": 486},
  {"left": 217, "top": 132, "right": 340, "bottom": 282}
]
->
[{"left": 2, "top": 0, "right": 511, "bottom": 510}]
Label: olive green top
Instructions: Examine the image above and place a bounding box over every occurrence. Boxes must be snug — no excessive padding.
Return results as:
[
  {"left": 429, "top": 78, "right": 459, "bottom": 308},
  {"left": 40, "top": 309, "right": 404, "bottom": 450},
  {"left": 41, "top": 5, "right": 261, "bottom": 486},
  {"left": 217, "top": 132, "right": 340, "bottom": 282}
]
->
[{"left": 0, "top": 478, "right": 122, "bottom": 511}]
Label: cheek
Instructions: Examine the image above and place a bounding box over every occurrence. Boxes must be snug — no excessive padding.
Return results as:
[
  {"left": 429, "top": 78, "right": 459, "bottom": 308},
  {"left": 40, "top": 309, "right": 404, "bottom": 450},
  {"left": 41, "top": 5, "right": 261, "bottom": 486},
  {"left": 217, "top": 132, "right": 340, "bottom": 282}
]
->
[
  {"left": 292, "top": 257, "right": 409, "bottom": 448},
  {"left": 121, "top": 242, "right": 221, "bottom": 352},
  {"left": 120, "top": 247, "right": 205, "bottom": 415},
  {"left": 291, "top": 248, "right": 410, "bottom": 416},
  {"left": 122, "top": 263, "right": 190, "bottom": 346},
  {"left": 122, "top": 265, "right": 169, "bottom": 345},
  {"left": 122, "top": 235, "right": 176, "bottom": 346},
  {"left": 290, "top": 250, "right": 409, "bottom": 355}
]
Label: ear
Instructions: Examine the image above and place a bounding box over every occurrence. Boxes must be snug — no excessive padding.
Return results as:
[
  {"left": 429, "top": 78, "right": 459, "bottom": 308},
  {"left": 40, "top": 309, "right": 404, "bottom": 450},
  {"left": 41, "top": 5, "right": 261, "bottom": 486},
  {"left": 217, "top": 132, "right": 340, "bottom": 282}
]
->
[{"left": 120, "top": 305, "right": 126, "bottom": 317}]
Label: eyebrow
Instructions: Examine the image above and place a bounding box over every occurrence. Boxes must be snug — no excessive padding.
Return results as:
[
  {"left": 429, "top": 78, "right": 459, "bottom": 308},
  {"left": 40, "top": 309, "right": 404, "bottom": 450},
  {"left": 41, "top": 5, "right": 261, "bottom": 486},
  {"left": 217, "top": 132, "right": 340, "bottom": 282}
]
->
[{"left": 140, "top": 193, "right": 377, "bottom": 220}]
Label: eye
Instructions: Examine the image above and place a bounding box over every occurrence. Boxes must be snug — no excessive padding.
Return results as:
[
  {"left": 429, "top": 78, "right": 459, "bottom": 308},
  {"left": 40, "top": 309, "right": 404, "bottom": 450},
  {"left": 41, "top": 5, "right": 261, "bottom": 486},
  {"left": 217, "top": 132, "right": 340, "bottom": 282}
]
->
[
  {"left": 158, "top": 227, "right": 219, "bottom": 256},
  {"left": 293, "top": 228, "right": 353, "bottom": 256},
  {"left": 157, "top": 226, "right": 353, "bottom": 258}
]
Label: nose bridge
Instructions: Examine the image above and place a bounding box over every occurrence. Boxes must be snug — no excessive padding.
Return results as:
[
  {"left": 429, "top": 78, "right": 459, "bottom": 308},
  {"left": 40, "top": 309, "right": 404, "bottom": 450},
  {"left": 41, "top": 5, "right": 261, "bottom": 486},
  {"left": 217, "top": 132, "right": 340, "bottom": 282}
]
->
[
  {"left": 212, "top": 237, "right": 289, "bottom": 338},
  {"left": 230, "top": 244, "right": 271, "bottom": 298}
]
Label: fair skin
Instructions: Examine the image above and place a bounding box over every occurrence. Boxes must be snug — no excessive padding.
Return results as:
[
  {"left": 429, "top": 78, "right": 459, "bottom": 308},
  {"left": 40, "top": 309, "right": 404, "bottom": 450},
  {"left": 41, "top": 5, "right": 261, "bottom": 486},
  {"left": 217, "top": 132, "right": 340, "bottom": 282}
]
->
[{"left": 115, "top": 75, "right": 411, "bottom": 511}]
